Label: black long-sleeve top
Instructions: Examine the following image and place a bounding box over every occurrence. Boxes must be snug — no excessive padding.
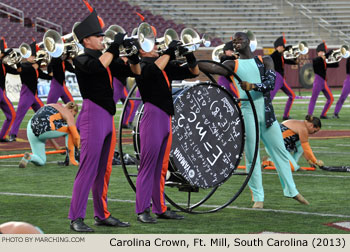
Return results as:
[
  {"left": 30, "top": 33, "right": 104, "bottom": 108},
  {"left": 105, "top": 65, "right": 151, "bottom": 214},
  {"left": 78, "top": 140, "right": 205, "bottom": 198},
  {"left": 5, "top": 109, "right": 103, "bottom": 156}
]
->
[
  {"left": 73, "top": 48, "right": 135, "bottom": 115},
  {"left": 312, "top": 56, "right": 339, "bottom": 80},
  {"left": 20, "top": 62, "right": 52, "bottom": 95},
  {"left": 346, "top": 58, "right": 350, "bottom": 74},
  {"left": 47, "top": 57, "right": 75, "bottom": 85},
  {"left": 136, "top": 57, "right": 197, "bottom": 115},
  {"left": 0, "top": 61, "right": 20, "bottom": 90},
  {"left": 270, "top": 50, "right": 297, "bottom": 77}
]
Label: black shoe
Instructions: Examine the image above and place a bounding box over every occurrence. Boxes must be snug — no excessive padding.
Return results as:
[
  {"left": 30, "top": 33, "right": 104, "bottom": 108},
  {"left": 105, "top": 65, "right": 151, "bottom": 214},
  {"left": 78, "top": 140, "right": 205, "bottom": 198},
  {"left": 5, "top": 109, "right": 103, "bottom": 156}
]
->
[
  {"left": 320, "top": 115, "right": 328, "bottom": 119},
  {"left": 8, "top": 134, "right": 16, "bottom": 142},
  {"left": 333, "top": 114, "right": 340, "bottom": 119},
  {"left": 282, "top": 116, "right": 291, "bottom": 120},
  {"left": 137, "top": 209, "right": 157, "bottom": 223},
  {"left": 94, "top": 215, "right": 130, "bottom": 227},
  {"left": 58, "top": 153, "right": 69, "bottom": 166},
  {"left": 70, "top": 218, "right": 94, "bottom": 232},
  {"left": 156, "top": 209, "right": 184, "bottom": 220},
  {"left": 0, "top": 138, "right": 9, "bottom": 142}
]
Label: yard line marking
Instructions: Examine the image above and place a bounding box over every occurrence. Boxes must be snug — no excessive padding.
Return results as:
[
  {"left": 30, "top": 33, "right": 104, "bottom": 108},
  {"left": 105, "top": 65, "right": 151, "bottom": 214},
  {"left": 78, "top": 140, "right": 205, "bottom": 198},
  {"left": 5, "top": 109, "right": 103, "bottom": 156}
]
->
[
  {"left": 264, "top": 172, "right": 350, "bottom": 178},
  {"left": 1, "top": 192, "right": 350, "bottom": 218}
]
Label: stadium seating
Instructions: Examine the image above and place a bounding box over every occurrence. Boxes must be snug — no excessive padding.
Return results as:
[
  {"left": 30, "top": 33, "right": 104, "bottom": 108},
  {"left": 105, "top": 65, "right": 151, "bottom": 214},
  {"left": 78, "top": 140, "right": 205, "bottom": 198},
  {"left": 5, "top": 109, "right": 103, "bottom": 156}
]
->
[
  {"left": 0, "top": 0, "right": 349, "bottom": 48},
  {"left": 1, "top": 0, "right": 217, "bottom": 48},
  {"left": 125, "top": 0, "right": 350, "bottom": 47}
]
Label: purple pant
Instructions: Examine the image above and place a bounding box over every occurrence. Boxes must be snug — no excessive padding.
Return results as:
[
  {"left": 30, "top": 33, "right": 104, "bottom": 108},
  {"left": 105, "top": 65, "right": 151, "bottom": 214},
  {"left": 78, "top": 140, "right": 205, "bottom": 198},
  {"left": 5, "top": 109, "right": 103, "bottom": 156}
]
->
[
  {"left": 46, "top": 78, "right": 74, "bottom": 104},
  {"left": 217, "top": 76, "right": 238, "bottom": 98},
  {"left": 136, "top": 102, "right": 171, "bottom": 214},
  {"left": 334, "top": 74, "right": 350, "bottom": 115},
  {"left": 0, "top": 89, "right": 16, "bottom": 139},
  {"left": 69, "top": 99, "right": 115, "bottom": 220},
  {"left": 308, "top": 74, "right": 334, "bottom": 116},
  {"left": 270, "top": 72, "right": 295, "bottom": 118},
  {"left": 9, "top": 84, "right": 43, "bottom": 137},
  {"left": 113, "top": 78, "right": 140, "bottom": 125}
]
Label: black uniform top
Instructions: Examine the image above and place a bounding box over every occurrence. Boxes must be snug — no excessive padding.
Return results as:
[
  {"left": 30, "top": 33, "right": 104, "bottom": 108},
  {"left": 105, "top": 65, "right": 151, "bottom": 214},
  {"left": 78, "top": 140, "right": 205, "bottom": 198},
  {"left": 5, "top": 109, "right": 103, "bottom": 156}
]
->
[
  {"left": 136, "top": 57, "right": 197, "bottom": 116},
  {"left": 346, "top": 58, "right": 350, "bottom": 75},
  {"left": 270, "top": 50, "right": 297, "bottom": 77},
  {"left": 47, "top": 57, "right": 75, "bottom": 85},
  {"left": 20, "top": 62, "right": 52, "bottom": 95},
  {"left": 73, "top": 48, "right": 134, "bottom": 115},
  {"left": 0, "top": 61, "right": 20, "bottom": 90},
  {"left": 312, "top": 56, "right": 339, "bottom": 80}
]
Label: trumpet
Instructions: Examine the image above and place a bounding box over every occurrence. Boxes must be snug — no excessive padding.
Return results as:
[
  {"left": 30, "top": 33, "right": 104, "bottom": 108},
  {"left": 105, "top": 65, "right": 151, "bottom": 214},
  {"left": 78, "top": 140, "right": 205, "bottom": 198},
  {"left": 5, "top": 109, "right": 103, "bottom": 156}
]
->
[
  {"left": 103, "top": 22, "right": 155, "bottom": 56},
  {"left": 325, "top": 45, "right": 350, "bottom": 64},
  {"left": 43, "top": 23, "right": 82, "bottom": 58},
  {"left": 2, "top": 48, "right": 22, "bottom": 66},
  {"left": 283, "top": 41, "right": 309, "bottom": 59}
]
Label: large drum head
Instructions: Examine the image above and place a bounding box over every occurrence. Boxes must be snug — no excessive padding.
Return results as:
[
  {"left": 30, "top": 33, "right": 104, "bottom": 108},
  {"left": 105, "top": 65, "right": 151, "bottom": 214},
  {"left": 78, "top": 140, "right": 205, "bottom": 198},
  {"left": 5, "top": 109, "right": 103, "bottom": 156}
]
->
[{"left": 170, "top": 83, "right": 245, "bottom": 188}]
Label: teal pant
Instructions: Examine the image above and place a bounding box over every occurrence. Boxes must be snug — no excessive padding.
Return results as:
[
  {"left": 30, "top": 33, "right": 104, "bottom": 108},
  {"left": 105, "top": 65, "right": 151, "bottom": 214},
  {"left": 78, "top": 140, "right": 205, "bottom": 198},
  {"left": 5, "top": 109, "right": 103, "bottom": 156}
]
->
[
  {"left": 266, "top": 139, "right": 303, "bottom": 171},
  {"left": 27, "top": 118, "right": 68, "bottom": 166},
  {"left": 242, "top": 102, "right": 299, "bottom": 202}
]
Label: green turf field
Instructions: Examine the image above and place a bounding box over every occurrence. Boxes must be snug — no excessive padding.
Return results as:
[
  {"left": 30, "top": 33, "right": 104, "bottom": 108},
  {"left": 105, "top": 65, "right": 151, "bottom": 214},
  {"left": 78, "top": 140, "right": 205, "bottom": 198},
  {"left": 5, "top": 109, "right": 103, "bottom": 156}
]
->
[{"left": 0, "top": 89, "right": 349, "bottom": 234}]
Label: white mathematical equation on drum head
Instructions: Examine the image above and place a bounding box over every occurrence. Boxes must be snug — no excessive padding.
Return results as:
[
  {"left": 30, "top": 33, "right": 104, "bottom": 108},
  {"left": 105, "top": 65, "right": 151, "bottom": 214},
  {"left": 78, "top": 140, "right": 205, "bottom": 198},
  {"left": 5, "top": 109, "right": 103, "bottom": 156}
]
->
[{"left": 170, "top": 83, "right": 245, "bottom": 188}]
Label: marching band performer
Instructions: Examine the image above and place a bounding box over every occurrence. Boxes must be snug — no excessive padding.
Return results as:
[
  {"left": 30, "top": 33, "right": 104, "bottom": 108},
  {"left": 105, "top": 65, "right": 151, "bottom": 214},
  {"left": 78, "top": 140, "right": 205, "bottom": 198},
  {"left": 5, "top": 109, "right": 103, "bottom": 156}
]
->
[
  {"left": 8, "top": 41, "right": 52, "bottom": 142},
  {"left": 135, "top": 38, "right": 199, "bottom": 223},
  {"left": 333, "top": 57, "right": 350, "bottom": 118},
  {"left": 46, "top": 55, "right": 75, "bottom": 104},
  {"left": 270, "top": 35, "right": 297, "bottom": 120},
  {"left": 0, "top": 38, "right": 21, "bottom": 142},
  {"left": 263, "top": 115, "right": 323, "bottom": 171},
  {"left": 18, "top": 102, "right": 80, "bottom": 168},
  {"left": 199, "top": 32, "right": 309, "bottom": 209},
  {"left": 307, "top": 41, "right": 339, "bottom": 119},
  {"left": 68, "top": 9, "right": 140, "bottom": 232}
]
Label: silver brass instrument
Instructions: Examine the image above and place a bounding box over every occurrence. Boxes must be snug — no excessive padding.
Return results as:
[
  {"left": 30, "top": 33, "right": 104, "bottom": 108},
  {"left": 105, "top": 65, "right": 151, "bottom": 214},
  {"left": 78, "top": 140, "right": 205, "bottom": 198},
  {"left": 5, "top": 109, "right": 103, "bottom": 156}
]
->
[
  {"left": 2, "top": 48, "right": 22, "bottom": 66},
  {"left": 211, "top": 42, "right": 240, "bottom": 62},
  {"left": 211, "top": 44, "right": 225, "bottom": 62},
  {"left": 244, "top": 30, "right": 257, "bottom": 52},
  {"left": 283, "top": 41, "right": 309, "bottom": 59},
  {"left": 325, "top": 45, "right": 350, "bottom": 64},
  {"left": 19, "top": 42, "right": 32, "bottom": 59},
  {"left": 43, "top": 23, "right": 82, "bottom": 58},
  {"left": 180, "top": 28, "right": 211, "bottom": 51},
  {"left": 19, "top": 42, "right": 50, "bottom": 66},
  {"left": 156, "top": 28, "right": 179, "bottom": 52},
  {"left": 103, "top": 22, "right": 155, "bottom": 56},
  {"left": 35, "top": 49, "right": 51, "bottom": 67}
]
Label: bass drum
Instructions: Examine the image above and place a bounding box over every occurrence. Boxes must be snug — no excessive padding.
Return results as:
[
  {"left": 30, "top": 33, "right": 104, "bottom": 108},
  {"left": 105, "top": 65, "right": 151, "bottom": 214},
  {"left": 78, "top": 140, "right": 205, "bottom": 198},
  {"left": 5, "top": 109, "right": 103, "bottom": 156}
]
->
[{"left": 119, "top": 61, "right": 259, "bottom": 213}]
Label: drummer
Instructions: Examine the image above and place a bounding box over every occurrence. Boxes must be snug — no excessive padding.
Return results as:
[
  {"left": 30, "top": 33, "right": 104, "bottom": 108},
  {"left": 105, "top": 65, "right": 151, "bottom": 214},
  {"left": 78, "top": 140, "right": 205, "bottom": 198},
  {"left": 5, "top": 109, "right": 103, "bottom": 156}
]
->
[{"left": 134, "top": 36, "right": 199, "bottom": 223}]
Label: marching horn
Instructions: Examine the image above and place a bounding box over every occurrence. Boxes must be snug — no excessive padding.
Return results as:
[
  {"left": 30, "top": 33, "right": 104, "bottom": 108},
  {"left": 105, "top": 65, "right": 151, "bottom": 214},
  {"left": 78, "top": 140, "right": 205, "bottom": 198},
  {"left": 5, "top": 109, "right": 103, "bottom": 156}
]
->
[
  {"left": 180, "top": 28, "right": 211, "bottom": 51},
  {"left": 2, "top": 48, "right": 22, "bottom": 66},
  {"left": 156, "top": 28, "right": 179, "bottom": 52},
  {"left": 43, "top": 22, "right": 82, "bottom": 58},
  {"left": 103, "top": 22, "right": 155, "bottom": 56},
  {"left": 325, "top": 45, "right": 350, "bottom": 64},
  {"left": 283, "top": 41, "right": 309, "bottom": 59},
  {"left": 19, "top": 42, "right": 32, "bottom": 59},
  {"left": 211, "top": 44, "right": 225, "bottom": 62}
]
